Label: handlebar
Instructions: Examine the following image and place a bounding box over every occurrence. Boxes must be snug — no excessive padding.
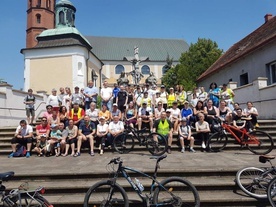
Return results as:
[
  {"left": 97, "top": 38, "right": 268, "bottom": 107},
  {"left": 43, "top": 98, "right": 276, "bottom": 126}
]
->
[
  {"left": 108, "top": 154, "right": 167, "bottom": 165},
  {"left": 108, "top": 157, "right": 121, "bottom": 165}
]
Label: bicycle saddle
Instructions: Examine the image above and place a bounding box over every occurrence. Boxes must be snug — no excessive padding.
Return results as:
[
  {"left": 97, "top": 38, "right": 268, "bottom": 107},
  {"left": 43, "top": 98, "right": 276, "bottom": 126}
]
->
[
  {"left": 0, "top": 171, "right": 14, "bottom": 181},
  {"left": 259, "top": 155, "right": 275, "bottom": 163}
]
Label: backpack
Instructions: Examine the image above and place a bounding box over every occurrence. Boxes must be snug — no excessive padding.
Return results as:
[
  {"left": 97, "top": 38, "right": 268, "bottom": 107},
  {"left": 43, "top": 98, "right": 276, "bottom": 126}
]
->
[
  {"left": 211, "top": 117, "right": 222, "bottom": 133},
  {"left": 13, "top": 145, "right": 27, "bottom": 157}
]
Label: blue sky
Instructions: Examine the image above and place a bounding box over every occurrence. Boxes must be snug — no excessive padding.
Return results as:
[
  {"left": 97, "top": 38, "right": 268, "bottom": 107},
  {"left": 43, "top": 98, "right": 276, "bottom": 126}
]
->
[{"left": 0, "top": 0, "right": 275, "bottom": 90}]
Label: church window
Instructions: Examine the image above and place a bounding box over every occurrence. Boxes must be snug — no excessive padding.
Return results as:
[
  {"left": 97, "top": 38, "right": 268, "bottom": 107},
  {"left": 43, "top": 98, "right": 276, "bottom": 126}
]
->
[
  {"left": 36, "top": 14, "right": 41, "bottom": 24},
  {"left": 115, "top": 65, "right": 125, "bottom": 74},
  {"left": 36, "top": 0, "right": 41, "bottom": 7},
  {"left": 46, "top": 0, "right": 51, "bottom": 9},
  {"left": 141, "top": 65, "right": 150, "bottom": 75},
  {"left": 162, "top": 65, "right": 168, "bottom": 75},
  {"left": 59, "top": 11, "right": 65, "bottom": 25},
  {"left": 240, "top": 73, "right": 248, "bottom": 86}
]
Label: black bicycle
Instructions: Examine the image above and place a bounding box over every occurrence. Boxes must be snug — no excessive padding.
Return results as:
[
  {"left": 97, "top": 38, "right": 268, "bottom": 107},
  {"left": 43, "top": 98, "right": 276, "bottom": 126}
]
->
[
  {"left": 83, "top": 155, "right": 200, "bottom": 207},
  {"left": 0, "top": 171, "right": 52, "bottom": 207},
  {"left": 113, "top": 124, "right": 168, "bottom": 156}
]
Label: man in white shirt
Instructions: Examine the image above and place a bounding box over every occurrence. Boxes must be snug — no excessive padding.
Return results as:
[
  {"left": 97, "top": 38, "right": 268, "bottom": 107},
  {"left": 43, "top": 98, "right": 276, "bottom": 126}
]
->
[
  {"left": 106, "top": 115, "right": 124, "bottom": 147},
  {"left": 100, "top": 80, "right": 113, "bottom": 110},
  {"left": 137, "top": 101, "right": 153, "bottom": 131}
]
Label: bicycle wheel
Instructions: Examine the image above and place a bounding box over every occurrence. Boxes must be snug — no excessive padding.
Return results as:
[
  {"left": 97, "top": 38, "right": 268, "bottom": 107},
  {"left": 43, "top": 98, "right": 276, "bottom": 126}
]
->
[
  {"left": 146, "top": 132, "right": 168, "bottom": 156},
  {"left": 207, "top": 132, "right": 228, "bottom": 152},
  {"left": 246, "top": 130, "right": 274, "bottom": 155},
  {"left": 235, "top": 166, "right": 273, "bottom": 199},
  {"left": 267, "top": 177, "right": 276, "bottom": 207},
  {"left": 113, "top": 133, "right": 135, "bottom": 154},
  {"left": 83, "top": 180, "right": 129, "bottom": 207},
  {"left": 153, "top": 176, "right": 200, "bottom": 207}
]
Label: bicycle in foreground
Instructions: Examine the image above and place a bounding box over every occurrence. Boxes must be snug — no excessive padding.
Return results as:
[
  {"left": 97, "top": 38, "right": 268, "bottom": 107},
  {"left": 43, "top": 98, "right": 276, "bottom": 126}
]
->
[
  {"left": 83, "top": 155, "right": 200, "bottom": 207},
  {"left": 235, "top": 155, "right": 276, "bottom": 199},
  {"left": 113, "top": 124, "right": 168, "bottom": 156},
  {"left": 266, "top": 158, "right": 276, "bottom": 206},
  {"left": 207, "top": 120, "right": 274, "bottom": 155},
  {"left": 0, "top": 171, "right": 53, "bottom": 207}
]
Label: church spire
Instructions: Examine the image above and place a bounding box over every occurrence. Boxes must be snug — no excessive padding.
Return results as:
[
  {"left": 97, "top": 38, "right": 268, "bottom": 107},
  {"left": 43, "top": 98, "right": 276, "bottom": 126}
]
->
[{"left": 55, "top": 0, "right": 76, "bottom": 28}]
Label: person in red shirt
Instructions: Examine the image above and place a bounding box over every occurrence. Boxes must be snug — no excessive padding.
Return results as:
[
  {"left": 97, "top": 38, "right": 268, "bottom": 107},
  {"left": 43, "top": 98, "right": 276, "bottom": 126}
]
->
[
  {"left": 69, "top": 102, "right": 85, "bottom": 126},
  {"left": 36, "top": 117, "right": 50, "bottom": 141}
]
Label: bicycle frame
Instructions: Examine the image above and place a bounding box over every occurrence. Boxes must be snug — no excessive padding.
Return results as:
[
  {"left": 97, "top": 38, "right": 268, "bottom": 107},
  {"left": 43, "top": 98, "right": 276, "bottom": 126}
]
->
[
  {"left": 110, "top": 157, "right": 172, "bottom": 205},
  {"left": 125, "top": 125, "right": 150, "bottom": 145},
  {"left": 221, "top": 123, "right": 260, "bottom": 145}
]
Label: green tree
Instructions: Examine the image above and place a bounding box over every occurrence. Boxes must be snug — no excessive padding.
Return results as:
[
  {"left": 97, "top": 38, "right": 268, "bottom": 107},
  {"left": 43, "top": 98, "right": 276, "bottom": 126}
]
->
[{"left": 163, "top": 38, "right": 223, "bottom": 90}]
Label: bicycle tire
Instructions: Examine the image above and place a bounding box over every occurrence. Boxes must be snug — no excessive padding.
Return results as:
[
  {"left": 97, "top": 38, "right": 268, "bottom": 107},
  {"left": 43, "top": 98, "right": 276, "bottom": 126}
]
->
[
  {"left": 207, "top": 132, "right": 228, "bottom": 152},
  {"left": 153, "top": 176, "right": 200, "bottom": 207},
  {"left": 267, "top": 176, "right": 276, "bottom": 207},
  {"left": 246, "top": 130, "right": 274, "bottom": 155},
  {"left": 146, "top": 132, "right": 168, "bottom": 156},
  {"left": 83, "top": 180, "right": 129, "bottom": 207},
  {"left": 235, "top": 166, "right": 273, "bottom": 199},
  {"left": 113, "top": 133, "right": 135, "bottom": 154}
]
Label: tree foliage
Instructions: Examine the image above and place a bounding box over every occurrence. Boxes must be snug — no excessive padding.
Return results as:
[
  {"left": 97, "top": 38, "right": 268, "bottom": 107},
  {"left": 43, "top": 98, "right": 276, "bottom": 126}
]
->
[{"left": 162, "top": 38, "right": 223, "bottom": 90}]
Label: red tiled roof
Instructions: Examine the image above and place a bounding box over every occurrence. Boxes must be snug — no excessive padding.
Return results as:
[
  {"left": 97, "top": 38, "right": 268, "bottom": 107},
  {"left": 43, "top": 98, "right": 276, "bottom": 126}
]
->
[{"left": 197, "top": 15, "right": 276, "bottom": 82}]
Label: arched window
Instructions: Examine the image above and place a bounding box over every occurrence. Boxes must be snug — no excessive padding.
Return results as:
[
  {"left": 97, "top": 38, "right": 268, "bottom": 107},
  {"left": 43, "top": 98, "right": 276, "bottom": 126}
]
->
[
  {"left": 59, "top": 11, "right": 65, "bottom": 25},
  {"left": 37, "top": 0, "right": 41, "bottom": 7},
  {"left": 115, "top": 65, "right": 125, "bottom": 74},
  {"left": 36, "top": 14, "right": 41, "bottom": 24},
  {"left": 162, "top": 66, "right": 168, "bottom": 75},
  {"left": 46, "top": 0, "right": 51, "bottom": 9},
  {"left": 141, "top": 65, "right": 150, "bottom": 75}
]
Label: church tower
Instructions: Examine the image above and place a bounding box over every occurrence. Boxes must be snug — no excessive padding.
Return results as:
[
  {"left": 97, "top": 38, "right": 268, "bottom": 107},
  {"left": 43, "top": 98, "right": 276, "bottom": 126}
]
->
[{"left": 26, "top": 0, "right": 55, "bottom": 48}]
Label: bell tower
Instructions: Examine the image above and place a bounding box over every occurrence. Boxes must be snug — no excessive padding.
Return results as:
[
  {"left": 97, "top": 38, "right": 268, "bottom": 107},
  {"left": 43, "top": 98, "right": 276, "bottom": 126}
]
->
[{"left": 26, "top": 0, "right": 55, "bottom": 48}]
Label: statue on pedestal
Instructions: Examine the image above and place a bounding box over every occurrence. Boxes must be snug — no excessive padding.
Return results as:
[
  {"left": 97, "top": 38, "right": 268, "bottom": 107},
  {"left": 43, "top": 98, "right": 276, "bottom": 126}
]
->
[
  {"left": 146, "top": 72, "right": 157, "bottom": 86},
  {"left": 124, "top": 46, "right": 149, "bottom": 85},
  {"left": 117, "top": 71, "right": 129, "bottom": 86}
]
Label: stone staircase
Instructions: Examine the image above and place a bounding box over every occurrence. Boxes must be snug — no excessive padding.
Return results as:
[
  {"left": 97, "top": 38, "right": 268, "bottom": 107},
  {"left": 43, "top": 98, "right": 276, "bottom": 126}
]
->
[{"left": 0, "top": 120, "right": 276, "bottom": 207}]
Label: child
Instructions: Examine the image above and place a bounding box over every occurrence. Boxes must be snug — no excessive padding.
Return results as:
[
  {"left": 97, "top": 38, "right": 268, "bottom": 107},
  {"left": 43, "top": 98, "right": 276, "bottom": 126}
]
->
[
  {"left": 50, "top": 124, "right": 62, "bottom": 156},
  {"left": 34, "top": 134, "right": 47, "bottom": 156},
  {"left": 178, "top": 117, "right": 196, "bottom": 153}
]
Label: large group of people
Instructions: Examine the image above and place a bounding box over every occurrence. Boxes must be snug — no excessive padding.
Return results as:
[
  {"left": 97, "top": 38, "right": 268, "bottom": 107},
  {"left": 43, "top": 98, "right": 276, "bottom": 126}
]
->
[{"left": 8, "top": 80, "right": 260, "bottom": 158}]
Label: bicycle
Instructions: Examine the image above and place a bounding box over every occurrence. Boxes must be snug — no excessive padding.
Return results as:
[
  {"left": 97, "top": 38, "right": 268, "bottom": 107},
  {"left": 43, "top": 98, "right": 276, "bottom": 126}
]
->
[
  {"left": 235, "top": 155, "right": 276, "bottom": 199},
  {"left": 83, "top": 155, "right": 200, "bottom": 207},
  {"left": 113, "top": 124, "right": 168, "bottom": 156},
  {"left": 266, "top": 158, "right": 276, "bottom": 206},
  {"left": 206, "top": 120, "right": 274, "bottom": 155},
  {"left": 0, "top": 171, "right": 53, "bottom": 207}
]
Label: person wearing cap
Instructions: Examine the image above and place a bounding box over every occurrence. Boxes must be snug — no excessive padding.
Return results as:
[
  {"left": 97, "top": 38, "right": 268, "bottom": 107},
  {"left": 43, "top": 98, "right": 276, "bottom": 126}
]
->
[
  {"left": 152, "top": 112, "right": 173, "bottom": 154},
  {"left": 69, "top": 102, "right": 85, "bottom": 127},
  {"left": 167, "top": 87, "right": 176, "bottom": 109},
  {"left": 99, "top": 104, "right": 111, "bottom": 123},
  {"left": 107, "top": 115, "right": 124, "bottom": 148},
  {"left": 166, "top": 109, "right": 171, "bottom": 119},
  {"left": 140, "top": 91, "right": 151, "bottom": 107},
  {"left": 137, "top": 101, "right": 153, "bottom": 131},
  {"left": 84, "top": 80, "right": 99, "bottom": 110},
  {"left": 49, "top": 123, "right": 62, "bottom": 156},
  {"left": 160, "top": 85, "right": 168, "bottom": 111},
  {"left": 134, "top": 86, "right": 143, "bottom": 109},
  {"left": 110, "top": 103, "right": 122, "bottom": 121},
  {"left": 24, "top": 88, "right": 36, "bottom": 125},
  {"left": 96, "top": 116, "right": 109, "bottom": 155},
  {"left": 71, "top": 86, "right": 85, "bottom": 109},
  {"left": 75, "top": 115, "right": 96, "bottom": 157},
  {"left": 178, "top": 117, "right": 196, "bottom": 153},
  {"left": 101, "top": 80, "right": 113, "bottom": 110},
  {"left": 170, "top": 101, "right": 181, "bottom": 134},
  {"left": 180, "top": 101, "right": 193, "bottom": 125},
  {"left": 154, "top": 101, "right": 165, "bottom": 120},
  {"left": 46, "top": 88, "right": 60, "bottom": 111}
]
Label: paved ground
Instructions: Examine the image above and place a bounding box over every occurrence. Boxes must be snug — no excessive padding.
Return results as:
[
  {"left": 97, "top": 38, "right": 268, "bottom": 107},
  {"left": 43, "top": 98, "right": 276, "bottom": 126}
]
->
[{"left": 1, "top": 149, "right": 275, "bottom": 176}]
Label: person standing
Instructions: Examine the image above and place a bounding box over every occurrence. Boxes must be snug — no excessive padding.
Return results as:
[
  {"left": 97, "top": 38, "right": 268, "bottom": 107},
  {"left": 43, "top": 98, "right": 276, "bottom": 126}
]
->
[
  {"left": 24, "top": 89, "right": 36, "bottom": 125},
  {"left": 84, "top": 80, "right": 98, "bottom": 110},
  {"left": 100, "top": 81, "right": 113, "bottom": 110},
  {"left": 46, "top": 88, "right": 60, "bottom": 111},
  {"left": 71, "top": 86, "right": 85, "bottom": 109}
]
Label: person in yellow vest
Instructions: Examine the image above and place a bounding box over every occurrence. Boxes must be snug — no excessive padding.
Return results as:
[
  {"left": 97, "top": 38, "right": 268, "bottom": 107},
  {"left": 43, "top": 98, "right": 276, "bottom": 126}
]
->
[
  {"left": 69, "top": 102, "right": 85, "bottom": 127},
  {"left": 167, "top": 87, "right": 176, "bottom": 108},
  {"left": 152, "top": 111, "right": 173, "bottom": 154}
]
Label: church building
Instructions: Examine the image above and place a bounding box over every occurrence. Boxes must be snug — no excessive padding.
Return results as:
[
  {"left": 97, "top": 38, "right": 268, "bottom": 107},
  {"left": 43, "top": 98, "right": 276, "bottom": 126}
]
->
[{"left": 21, "top": 0, "right": 188, "bottom": 93}]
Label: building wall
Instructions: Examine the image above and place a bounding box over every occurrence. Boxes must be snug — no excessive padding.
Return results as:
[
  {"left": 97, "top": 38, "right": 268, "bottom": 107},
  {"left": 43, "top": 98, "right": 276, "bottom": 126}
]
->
[{"left": 198, "top": 41, "right": 276, "bottom": 90}]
